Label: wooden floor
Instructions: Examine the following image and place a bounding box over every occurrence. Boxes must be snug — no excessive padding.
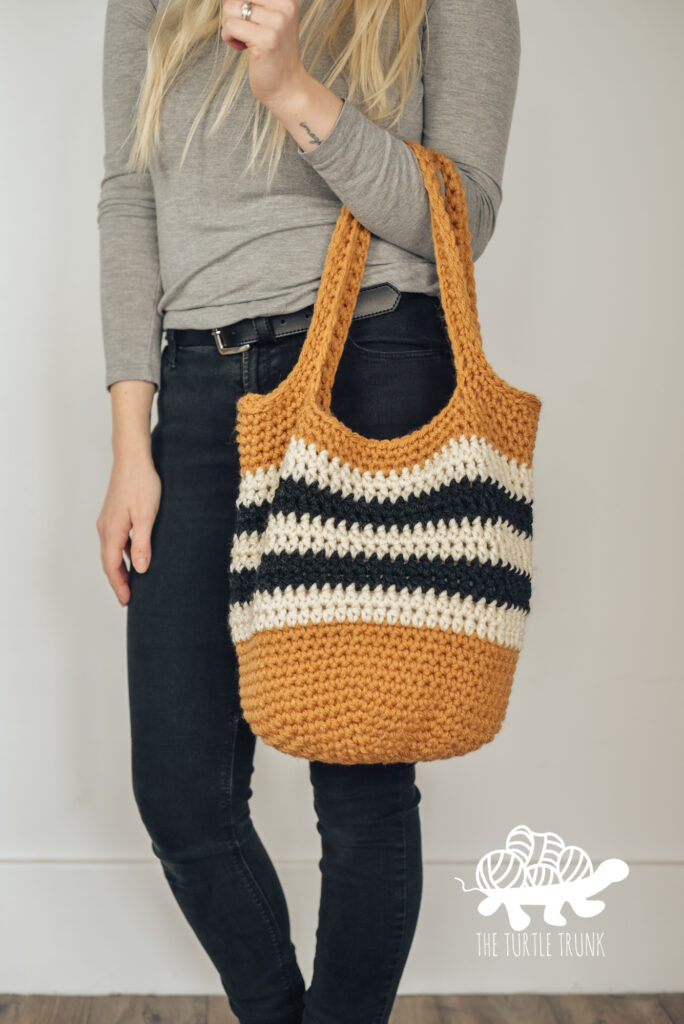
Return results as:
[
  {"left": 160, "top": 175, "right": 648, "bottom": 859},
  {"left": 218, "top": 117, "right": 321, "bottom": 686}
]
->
[{"left": 0, "top": 994, "right": 682, "bottom": 1023}]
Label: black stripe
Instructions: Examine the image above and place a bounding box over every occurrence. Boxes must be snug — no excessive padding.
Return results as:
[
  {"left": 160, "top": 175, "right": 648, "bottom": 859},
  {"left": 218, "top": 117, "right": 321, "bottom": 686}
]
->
[
  {"left": 237, "top": 472, "right": 534, "bottom": 539},
  {"left": 229, "top": 548, "right": 531, "bottom": 613}
]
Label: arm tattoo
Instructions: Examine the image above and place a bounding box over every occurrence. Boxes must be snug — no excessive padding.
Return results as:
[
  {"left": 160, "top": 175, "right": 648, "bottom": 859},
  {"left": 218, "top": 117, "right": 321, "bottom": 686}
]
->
[{"left": 299, "top": 121, "right": 323, "bottom": 147}]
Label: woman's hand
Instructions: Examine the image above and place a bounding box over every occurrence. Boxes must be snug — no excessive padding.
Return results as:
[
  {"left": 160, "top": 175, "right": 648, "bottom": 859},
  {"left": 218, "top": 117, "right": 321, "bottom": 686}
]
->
[
  {"left": 221, "top": 0, "right": 307, "bottom": 107},
  {"left": 97, "top": 452, "right": 162, "bottom": 606},
  {"left": 97, "top": 378, "right": 160, "bottom": 606}
]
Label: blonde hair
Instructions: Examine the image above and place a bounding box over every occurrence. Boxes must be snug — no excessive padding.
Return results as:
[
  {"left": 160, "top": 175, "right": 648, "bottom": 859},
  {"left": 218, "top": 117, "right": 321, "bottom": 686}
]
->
[{"left": 128, "top": 0, "right": 430, "bottom": 188}]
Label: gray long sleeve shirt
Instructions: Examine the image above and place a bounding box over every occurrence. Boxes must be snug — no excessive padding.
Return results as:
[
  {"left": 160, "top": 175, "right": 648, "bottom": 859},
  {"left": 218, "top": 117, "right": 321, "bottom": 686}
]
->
[{"left": 97, "top": 0, "right": 521, "bottom": 392}]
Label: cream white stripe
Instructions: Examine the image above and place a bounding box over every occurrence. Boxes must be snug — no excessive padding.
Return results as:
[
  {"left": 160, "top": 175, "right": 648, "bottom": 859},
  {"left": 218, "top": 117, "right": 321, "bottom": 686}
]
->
[
  {"left": 230, "top": 512, "right": 532, "bottom": 576},
  {"left": 228, "top": 583, "right": 527, "bottom": 650},
  {"left": 236, "top": 434, "right": 534, "bottom": 509}
]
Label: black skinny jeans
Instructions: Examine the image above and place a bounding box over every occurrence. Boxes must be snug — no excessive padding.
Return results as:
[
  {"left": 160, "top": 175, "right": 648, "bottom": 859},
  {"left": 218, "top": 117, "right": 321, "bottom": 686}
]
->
[{"left": 126, "top": 288, "right": 457, "bottom": 1024}]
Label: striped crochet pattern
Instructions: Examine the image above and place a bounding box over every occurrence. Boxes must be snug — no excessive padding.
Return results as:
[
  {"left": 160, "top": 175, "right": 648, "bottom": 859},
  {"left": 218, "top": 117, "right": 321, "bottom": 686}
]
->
[{"left": 227, "top": 140, "right": 542, "bottom": 765}]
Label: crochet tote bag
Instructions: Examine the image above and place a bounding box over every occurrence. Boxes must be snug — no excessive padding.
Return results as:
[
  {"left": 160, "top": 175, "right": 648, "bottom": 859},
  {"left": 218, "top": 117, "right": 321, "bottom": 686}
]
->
[{"left": 228, "top": 140, "right": 542, "bottom": 765}]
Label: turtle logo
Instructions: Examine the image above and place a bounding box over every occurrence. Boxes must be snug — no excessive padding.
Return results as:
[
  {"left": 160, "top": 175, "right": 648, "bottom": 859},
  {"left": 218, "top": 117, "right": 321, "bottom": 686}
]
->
[{"left": 454, "top": 824, "right": 629, "bottom": 932}]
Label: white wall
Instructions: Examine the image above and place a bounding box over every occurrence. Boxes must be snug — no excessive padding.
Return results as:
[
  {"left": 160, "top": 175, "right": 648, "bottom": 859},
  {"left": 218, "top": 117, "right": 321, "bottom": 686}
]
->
[{"left": 1, "top": 0, "right": 682, "bottom": 995}]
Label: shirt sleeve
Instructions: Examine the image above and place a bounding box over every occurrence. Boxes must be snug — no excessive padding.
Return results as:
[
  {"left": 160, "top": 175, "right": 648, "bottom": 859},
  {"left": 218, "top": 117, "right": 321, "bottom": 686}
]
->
[
  {"left": 97, "top": 0, "right": 163, "bottom": 393},
  {"left": 297, "top": 0, "right": 521, "bottom": 264}
]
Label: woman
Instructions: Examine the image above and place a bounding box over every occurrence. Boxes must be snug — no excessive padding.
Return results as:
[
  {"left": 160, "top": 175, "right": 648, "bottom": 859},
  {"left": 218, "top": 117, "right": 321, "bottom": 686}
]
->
[{"left": 95, "top": 0, "right": 520, "bottom": 1020}]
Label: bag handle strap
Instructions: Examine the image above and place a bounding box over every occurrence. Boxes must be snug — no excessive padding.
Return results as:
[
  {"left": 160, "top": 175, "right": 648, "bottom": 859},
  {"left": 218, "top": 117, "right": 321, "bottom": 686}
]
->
[
  {"left": 432, "top": 147, "right": 483, "bottom": 348},
  {"left": 296, "top": 140, "right": 484, "bottom": 411}
]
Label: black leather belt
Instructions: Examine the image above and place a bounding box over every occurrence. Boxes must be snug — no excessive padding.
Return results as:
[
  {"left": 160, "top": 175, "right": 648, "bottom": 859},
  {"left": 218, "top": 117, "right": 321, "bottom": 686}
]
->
[{"left": 167, "top": 282, "right": 403, "bottom": 355}]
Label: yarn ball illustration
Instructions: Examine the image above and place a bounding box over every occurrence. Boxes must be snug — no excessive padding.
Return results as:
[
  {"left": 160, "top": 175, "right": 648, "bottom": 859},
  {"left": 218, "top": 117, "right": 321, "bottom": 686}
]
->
[
  {"left": 475, "top": 848, "right": 528, "bottom": 891},
  {"left": 557, "top": 843, "right": 594, "bottom": 882},
  {"left": 475, "top": 828, "right": 595, "bottom": 890},
  {"left": 525, "top": 862, "right": 561, "bottom": 887},
  {"left": 505, "top": 824, "right": 565, "bottom": 870}
]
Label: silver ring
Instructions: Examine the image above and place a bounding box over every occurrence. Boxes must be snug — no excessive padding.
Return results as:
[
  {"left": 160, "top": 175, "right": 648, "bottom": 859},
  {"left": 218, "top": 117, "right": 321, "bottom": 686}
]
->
[{"left": 240, "top": 1, "right": 253, "bottom": 19}]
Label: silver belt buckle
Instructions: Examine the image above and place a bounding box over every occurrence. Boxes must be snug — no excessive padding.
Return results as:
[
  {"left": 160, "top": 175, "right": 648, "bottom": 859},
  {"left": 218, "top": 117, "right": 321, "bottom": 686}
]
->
[{"left": 212, "top": 327, "right": 251, "bottom": 355}]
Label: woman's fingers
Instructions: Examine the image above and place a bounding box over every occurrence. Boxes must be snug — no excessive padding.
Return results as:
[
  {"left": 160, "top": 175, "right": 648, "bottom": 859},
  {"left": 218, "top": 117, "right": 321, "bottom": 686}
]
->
[
  {"left": 99, "top": 516, "right": 133, "bottom": 606},
  {"left": 129, "top": 510, "right": 155, "bottom": 573}
]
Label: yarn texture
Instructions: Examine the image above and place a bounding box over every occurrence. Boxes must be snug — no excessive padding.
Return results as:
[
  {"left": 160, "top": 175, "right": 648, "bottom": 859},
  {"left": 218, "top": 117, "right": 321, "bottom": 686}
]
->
[{"left": 227, "top": 141, "right": 543, "bottom": 764}]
